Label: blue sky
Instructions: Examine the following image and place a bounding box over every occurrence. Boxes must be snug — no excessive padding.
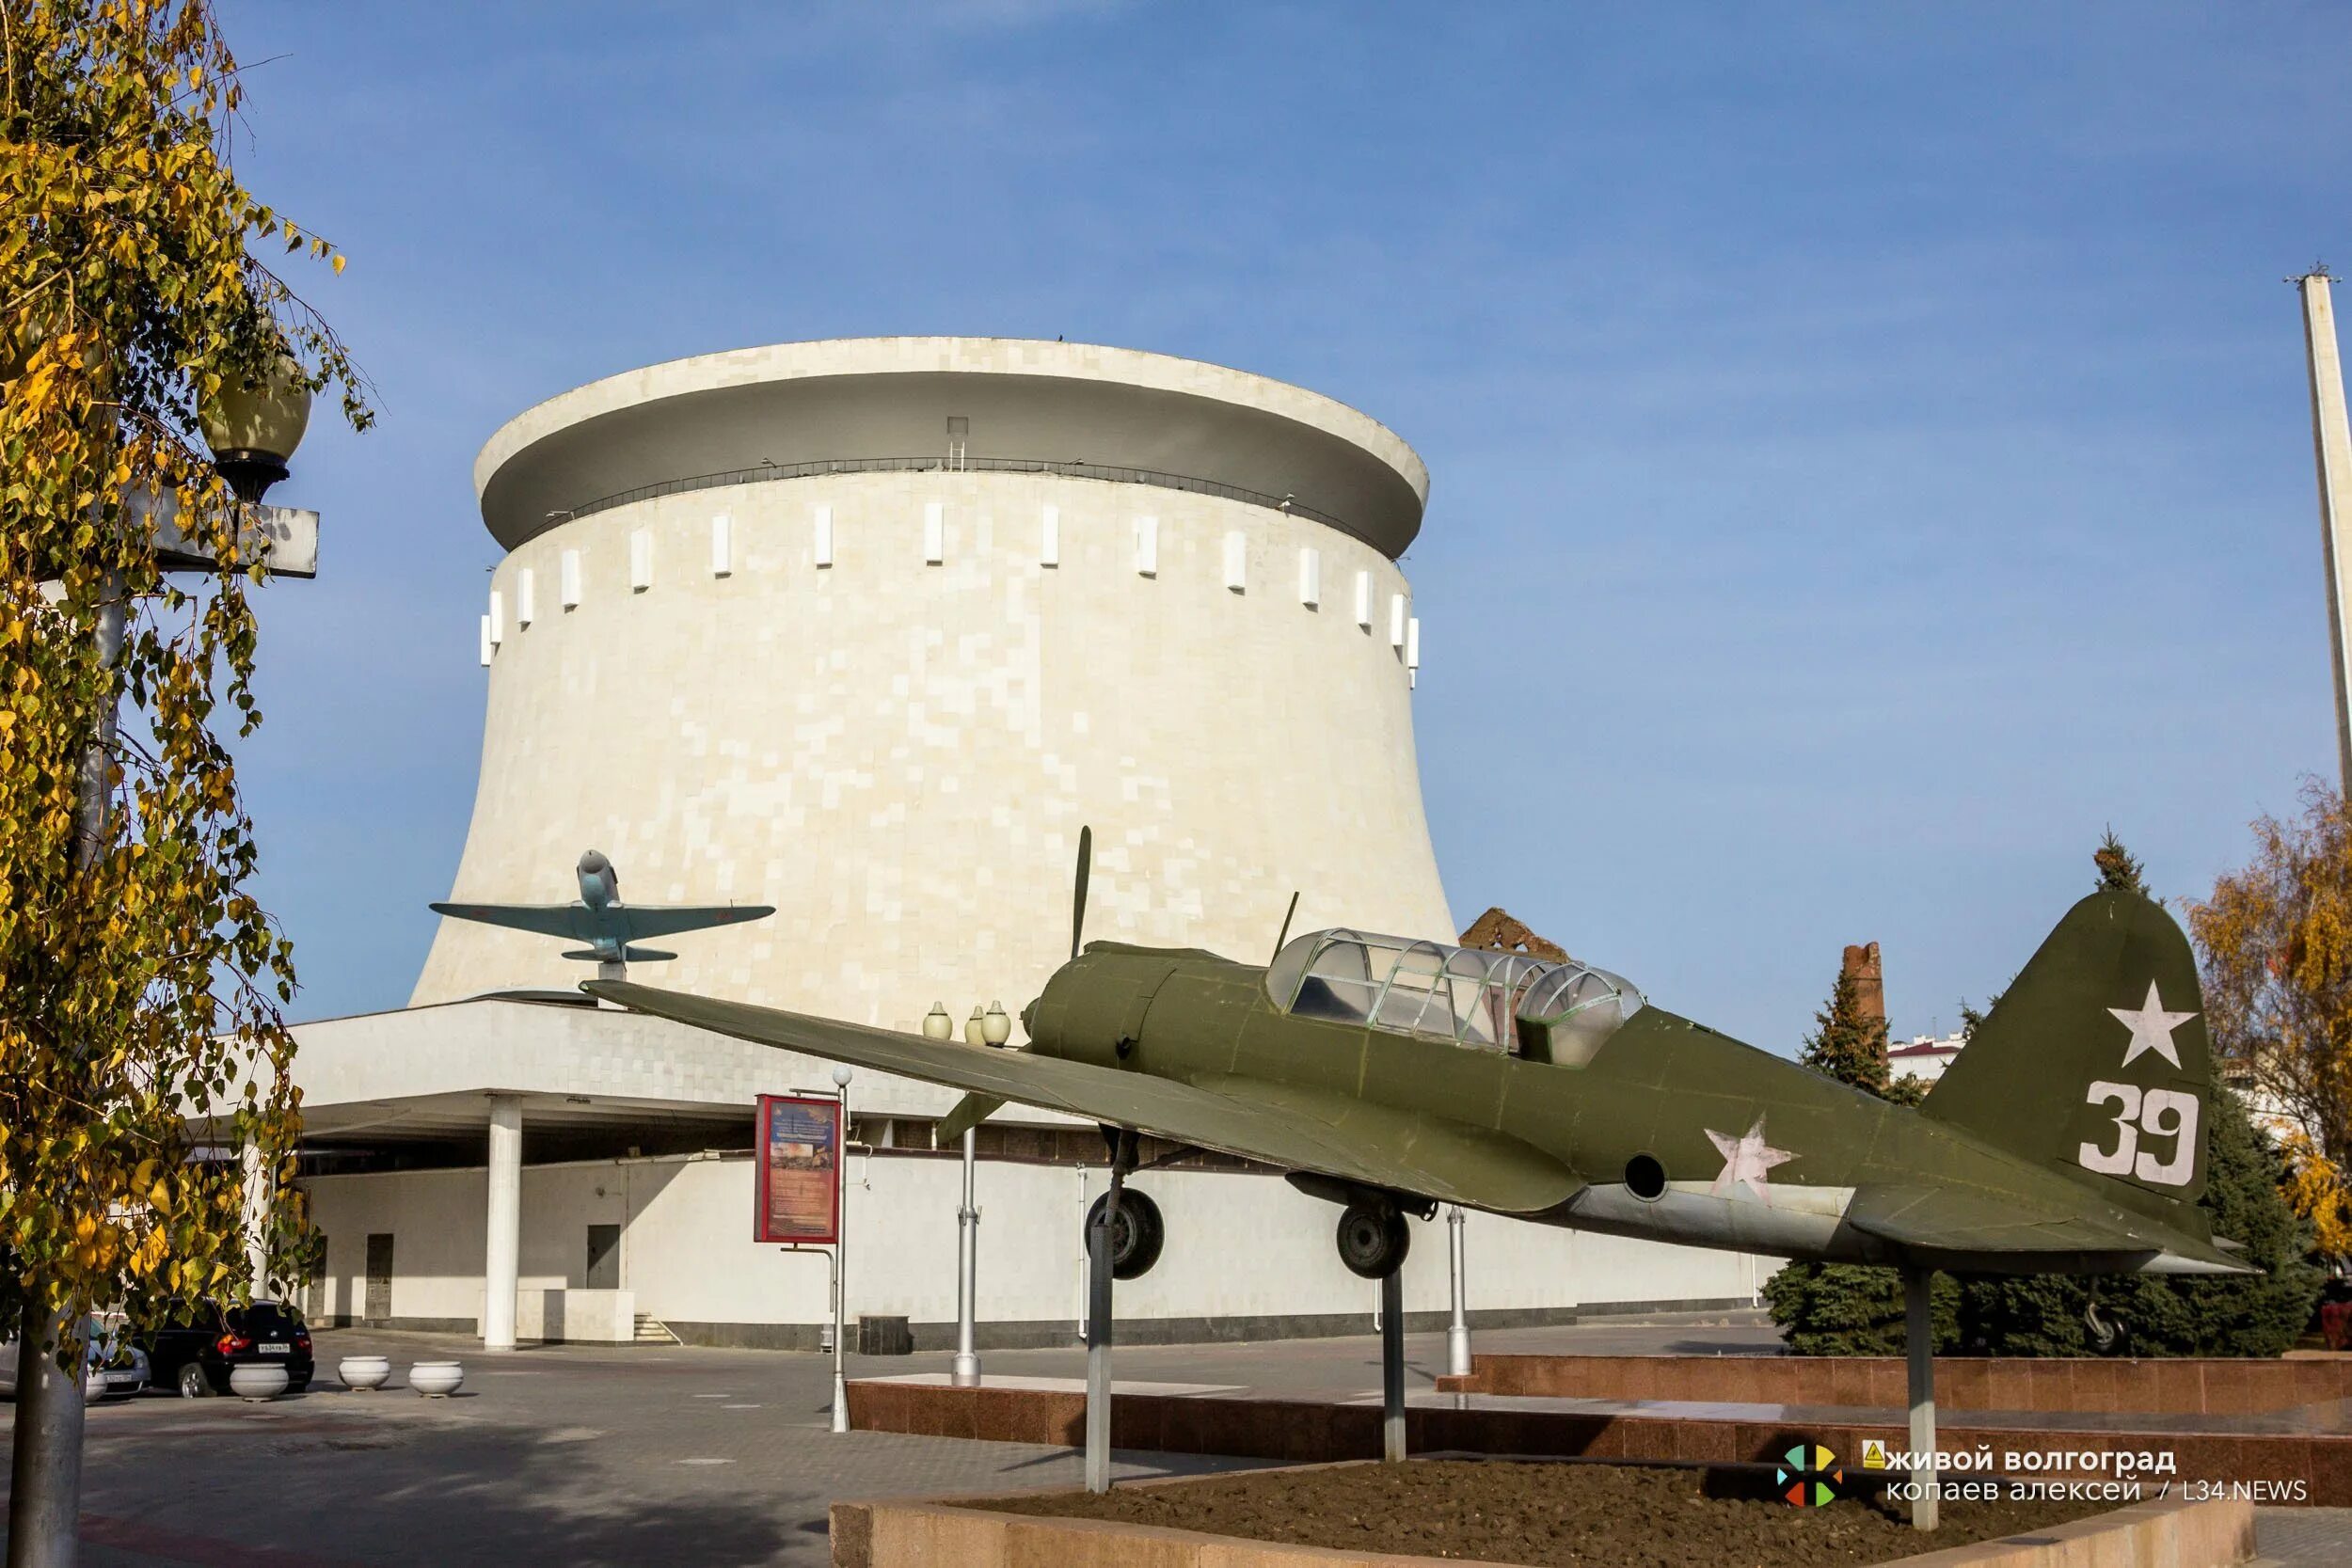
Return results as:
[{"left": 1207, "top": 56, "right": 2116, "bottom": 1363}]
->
[{"left": 218, "top": 1, "right": 2349, "bottom": 1050}]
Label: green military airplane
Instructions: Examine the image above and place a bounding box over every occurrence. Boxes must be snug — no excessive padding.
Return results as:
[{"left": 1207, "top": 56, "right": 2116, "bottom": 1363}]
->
[{"left": 585, "top": 836, "right": 2251, "bottom": 1286}]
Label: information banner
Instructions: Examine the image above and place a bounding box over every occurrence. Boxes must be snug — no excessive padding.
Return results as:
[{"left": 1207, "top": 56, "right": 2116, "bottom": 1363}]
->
[{"left": 754, "top": 1093, "right": 841, "bottom": 1245}]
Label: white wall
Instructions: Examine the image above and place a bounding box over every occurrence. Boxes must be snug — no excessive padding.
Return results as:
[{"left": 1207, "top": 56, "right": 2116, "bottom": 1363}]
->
[
  {"left": 416, "top": 466, "right": 1449, "bottom": 1026},
  {"left": 303, "top": 1150, "right": 1766, "bottom": 1338}
]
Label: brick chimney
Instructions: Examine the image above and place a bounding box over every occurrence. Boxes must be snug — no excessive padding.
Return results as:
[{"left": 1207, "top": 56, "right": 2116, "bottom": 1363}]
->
[{"left": 1841, "top": 941, "right": 1885, "bottom": 1026}]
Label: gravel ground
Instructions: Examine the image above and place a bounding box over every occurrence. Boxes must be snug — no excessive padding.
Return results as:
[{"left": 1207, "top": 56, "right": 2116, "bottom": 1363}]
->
[{"left": 980, "top": 1458, "right": 2107, "bottom": 1568}]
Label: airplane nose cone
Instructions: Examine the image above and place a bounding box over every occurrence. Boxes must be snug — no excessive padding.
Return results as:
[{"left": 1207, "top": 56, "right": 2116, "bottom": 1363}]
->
[
  {"left": 1020, "top": 997, "right": 1039, "bottom": 1039},
  {"left": 577, "top": 849, "right": 618, "bottom": 909}
]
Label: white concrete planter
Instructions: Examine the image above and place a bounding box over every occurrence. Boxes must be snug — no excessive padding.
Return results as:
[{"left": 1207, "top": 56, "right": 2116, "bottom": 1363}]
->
[
  {"left": 337, "top": 1354, "right": 391, "bottom": 1391},
  {"left": 229, "top": 1364, "right": 289, "bottom": 1402},
  {"left": 408, "top": 1360, "right": 464, "bottom": 1398}
]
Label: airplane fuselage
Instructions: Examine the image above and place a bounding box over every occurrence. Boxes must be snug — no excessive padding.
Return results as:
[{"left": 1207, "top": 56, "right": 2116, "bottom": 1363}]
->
[{"left": 1024, "top": 942, "right": 2195, "bottom": 1274}]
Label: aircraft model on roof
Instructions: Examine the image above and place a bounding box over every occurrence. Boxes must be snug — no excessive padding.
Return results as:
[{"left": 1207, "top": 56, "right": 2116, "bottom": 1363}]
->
[
  {"left": 434, "top": 849, "right": 775, "bottom": 980},
  {"left": 584, "top": 831, "right": 2252, "bottom": 1288}
]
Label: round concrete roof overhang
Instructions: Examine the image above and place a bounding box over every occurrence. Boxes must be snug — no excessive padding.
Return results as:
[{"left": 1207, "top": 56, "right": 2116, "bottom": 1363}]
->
[{"left": 475, "top": 338, "right": 1431, "bottom": 558}]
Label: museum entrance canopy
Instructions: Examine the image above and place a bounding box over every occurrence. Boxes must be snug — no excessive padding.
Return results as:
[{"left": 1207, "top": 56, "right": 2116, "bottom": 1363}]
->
[{"left": 1264, "top": 929, "right": 1645, "bottom": 1066}]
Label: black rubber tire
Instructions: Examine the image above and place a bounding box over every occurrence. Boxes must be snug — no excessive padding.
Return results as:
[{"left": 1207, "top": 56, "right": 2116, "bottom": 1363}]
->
[
  {"left": 1086, "top": 1188, "right": 1167, "bottom": 1281},
  {"left": 176, "top": 1361, "right": 210, "bottom": 1400},
  {"left": 1337, "top": 1203, "right": 1410, "bottom": 1279}
]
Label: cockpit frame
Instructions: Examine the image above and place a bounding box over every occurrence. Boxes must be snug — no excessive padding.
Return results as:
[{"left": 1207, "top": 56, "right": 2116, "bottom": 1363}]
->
[{"left": 1263, "top": 928, "right": 1644, "bottom": 1066}]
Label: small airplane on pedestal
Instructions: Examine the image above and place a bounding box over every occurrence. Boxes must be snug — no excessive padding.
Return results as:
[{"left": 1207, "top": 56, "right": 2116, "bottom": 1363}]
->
[{"left": 433, "top": 849, "right": 774, "bottom": 982}]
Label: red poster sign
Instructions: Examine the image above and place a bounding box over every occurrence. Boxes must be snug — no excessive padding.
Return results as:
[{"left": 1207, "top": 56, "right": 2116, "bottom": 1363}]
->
[{"left": 755, "top": 1093, "right": 842, "bottom": 1245}]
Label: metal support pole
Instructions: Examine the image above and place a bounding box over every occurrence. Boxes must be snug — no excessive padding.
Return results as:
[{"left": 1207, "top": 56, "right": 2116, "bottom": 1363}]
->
[
  {"left": 9, "top": 581, "right": 124, "bottom": 1568},
  {"left": 1444, "top": 1205, "right": 1471, "bottom": 1380},
  {"left": 1083, "top": 1164, "right": 1121, "bottom": 1494},
  {"left": 1904, "top": 1267, "right": 1938, "bottom": 1531},
  {"left": 831, "top": 1082, "right": 850, "bottom": 1434},
  {"left": 1381, "top": 1267, "right": 1407, "bottom": 1463},
  {"left": 2297, "top": 270, "right": 2352, "bottom": 789},
  {"left": 952, "top": 1127, "right": 981, "bottom": 1386}
]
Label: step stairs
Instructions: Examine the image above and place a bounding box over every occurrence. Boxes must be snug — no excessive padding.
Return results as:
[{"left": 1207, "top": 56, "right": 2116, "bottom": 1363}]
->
[{"left": 632, "top": 1312, "right": 680, "bottom": 1345}]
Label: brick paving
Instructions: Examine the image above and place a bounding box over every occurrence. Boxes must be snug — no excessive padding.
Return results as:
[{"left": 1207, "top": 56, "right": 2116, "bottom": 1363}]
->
[{"left": 0, "top": 1313, "right": 2342, "bottom": 1565}]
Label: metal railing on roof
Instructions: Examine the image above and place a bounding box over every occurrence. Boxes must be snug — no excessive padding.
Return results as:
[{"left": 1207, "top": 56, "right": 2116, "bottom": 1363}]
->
[{"left": 553, "top": 455, "right": 1373, "bottom": 546}]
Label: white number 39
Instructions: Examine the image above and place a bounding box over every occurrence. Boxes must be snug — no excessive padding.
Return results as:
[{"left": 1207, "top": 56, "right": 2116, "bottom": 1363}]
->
[{"left": 2077, "top": 1082, "right": 2199, "bottom": 1186}]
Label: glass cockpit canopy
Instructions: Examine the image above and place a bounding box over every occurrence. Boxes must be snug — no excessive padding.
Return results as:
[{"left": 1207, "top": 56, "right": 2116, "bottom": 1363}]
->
[{"left": 1263, "top": 928, "right": 1645, "bottom": 1066}]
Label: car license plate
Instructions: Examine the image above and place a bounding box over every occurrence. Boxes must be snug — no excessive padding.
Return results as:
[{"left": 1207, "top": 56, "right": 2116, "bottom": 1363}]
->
[{"left": 259, "top": 1343, "right": 290, "bottom": 1355}]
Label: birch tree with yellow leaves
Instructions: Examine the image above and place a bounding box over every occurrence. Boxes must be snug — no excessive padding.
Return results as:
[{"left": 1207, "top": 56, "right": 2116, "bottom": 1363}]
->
[
  {"left": 2188, "top": 784, "right": 2352, "bottom": 1259},
  {"left": 5, "top": 2, "right": 366, "bottom": 1557}
]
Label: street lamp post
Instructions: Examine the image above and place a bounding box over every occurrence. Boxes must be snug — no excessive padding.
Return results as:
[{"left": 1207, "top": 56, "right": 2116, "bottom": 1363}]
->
[
  {"left": 952, "top": 1128, "right": 982, "bottom": 1387},
  {"left": 951, "top": 1000, "right": 1010, "bottom": 1388},
  {"left": 1445, "top": 1205, "right": 1472, "bottom": 1379},
  {"left": 831, "top": 1062, "right": 852, "bottom": 1434},
  {"left": 11, "top": 367, "right": 316, "bottom": 1568}
]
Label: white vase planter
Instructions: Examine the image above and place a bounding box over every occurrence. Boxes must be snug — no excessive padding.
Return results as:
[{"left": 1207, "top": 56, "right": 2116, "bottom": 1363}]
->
[
  {"left": 408, "top": 1360, "right": 464, "bottom": 1398},
  {"left": 338, "top": 1354, "right": 391, "bottom": 1391},
  {"left": 229, "top": 1363, "right": 289, "bottom": 1402}
]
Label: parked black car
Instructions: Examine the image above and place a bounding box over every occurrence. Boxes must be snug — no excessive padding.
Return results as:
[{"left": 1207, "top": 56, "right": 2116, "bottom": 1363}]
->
[{"left": 143, "top": 1300, "right": 313, "bottom": 1397}]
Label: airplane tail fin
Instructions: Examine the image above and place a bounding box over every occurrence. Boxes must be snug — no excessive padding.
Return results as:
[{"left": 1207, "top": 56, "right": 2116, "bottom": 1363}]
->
[{"left": 1921, "top": 890, "right": 2215, "bottom": 1226}]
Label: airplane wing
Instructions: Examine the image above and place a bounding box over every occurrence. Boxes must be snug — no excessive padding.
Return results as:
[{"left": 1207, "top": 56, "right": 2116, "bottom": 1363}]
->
[
  {"left": 585, "top": 980, "right": 1579, "bottom": 1214},
  {"left": 1845, "top": 1185, "right": 2256, "bottom": 1275},
  {"left": 430, "top": 901, "right": 584, "bottom": 940},
  {"left": 620, "top": 905, "right": 777, "bottom": 940}
]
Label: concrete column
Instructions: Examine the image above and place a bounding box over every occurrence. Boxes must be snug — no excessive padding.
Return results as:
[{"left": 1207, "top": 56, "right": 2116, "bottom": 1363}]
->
[
  {"left": 483, "top": 1094, "right": 523, "bottom": 1352},
  {"left": 2299, "top": 270, "right": 2352, "bottom": 788},
  {"left": 240, "top": 1138, "right": 270, "bottom": 1298}
]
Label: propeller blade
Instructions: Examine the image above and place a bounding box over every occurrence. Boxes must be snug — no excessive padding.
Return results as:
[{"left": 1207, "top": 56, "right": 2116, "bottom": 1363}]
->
[{"left": 1072, "top": 824, "right": 1092, "bottom": 960}]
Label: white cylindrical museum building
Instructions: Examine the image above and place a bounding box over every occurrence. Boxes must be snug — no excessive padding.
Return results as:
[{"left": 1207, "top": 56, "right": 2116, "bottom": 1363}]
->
[
  {"left": 283, "top": 338, "right": 1767, "bottom": 1345},
  {"left": 417, "top": 338, "right": 1452, "bottom": 1065}
]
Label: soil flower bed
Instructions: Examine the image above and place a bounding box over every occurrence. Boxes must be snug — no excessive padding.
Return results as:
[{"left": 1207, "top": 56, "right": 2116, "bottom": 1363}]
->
[{"left": 974, "top": 1458, "right": 2110, "bottom": 1567}]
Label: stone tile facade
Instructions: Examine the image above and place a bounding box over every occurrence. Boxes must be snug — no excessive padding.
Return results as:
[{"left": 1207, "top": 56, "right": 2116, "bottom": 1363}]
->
[{"left": 420, "top": 464, "right": 1450, "bottom": 1038}]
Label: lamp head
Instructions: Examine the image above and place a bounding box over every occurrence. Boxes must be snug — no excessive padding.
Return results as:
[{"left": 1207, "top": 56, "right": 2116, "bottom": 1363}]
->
[
  {"left": 830, "top": 1063, "right": 852, "bottom": 1088},
  {"left": 201, "top": 355, "right": 312, "bottom": 503}
]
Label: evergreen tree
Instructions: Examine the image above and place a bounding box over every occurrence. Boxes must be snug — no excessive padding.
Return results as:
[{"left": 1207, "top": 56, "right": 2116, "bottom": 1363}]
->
[
  {"left": 2094, "top": 828, "right": 2148, "bottom": 895},
  {"left": 1769, "top": 832, "right": 2323, "bottom": 1357},
  {"left": 1800, "top": 966, "right": 1891, "bottom": 1098},
  {"left": 1762, "top": 1259, "right": 1958, "bottom": 1355},
  {"left": 1767, "top": 962, "right": 1912, "bottom": 1348}
]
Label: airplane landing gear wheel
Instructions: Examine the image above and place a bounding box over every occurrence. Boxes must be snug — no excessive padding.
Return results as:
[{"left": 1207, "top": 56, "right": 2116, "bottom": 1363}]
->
[
  {"left": 1337, "top": 1202, "right": 1409, "bottom": 1279},
  {"left": 1087, "top": 1188, "right": 1166, "bottom": 1280}
]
